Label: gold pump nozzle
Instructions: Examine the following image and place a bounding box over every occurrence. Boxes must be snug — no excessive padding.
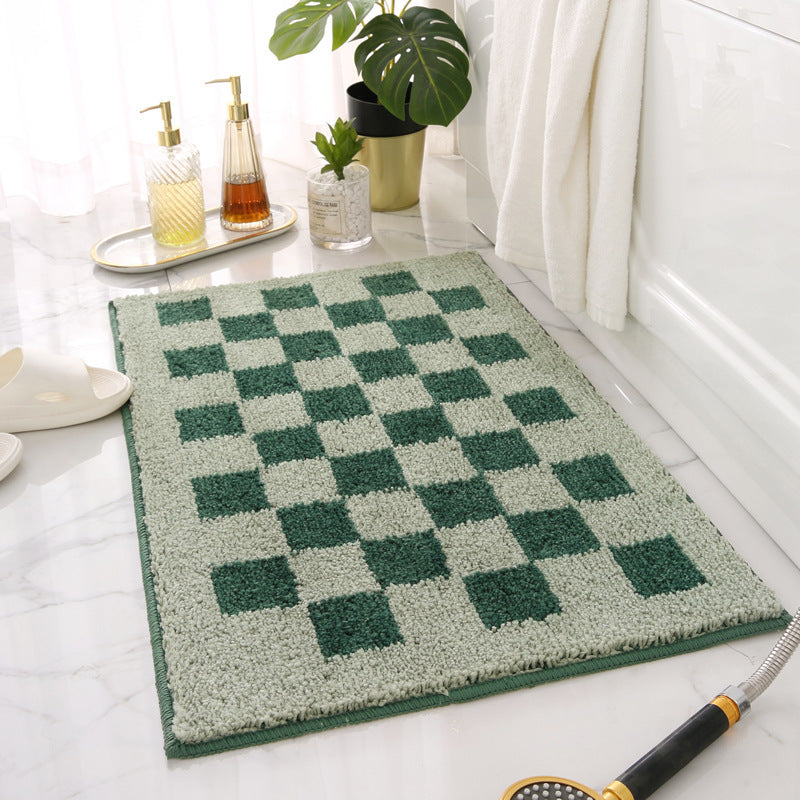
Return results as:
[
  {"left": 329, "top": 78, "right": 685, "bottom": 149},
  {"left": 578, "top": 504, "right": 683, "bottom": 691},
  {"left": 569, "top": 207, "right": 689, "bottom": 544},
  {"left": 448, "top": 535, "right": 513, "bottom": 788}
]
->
[
  {"left": 206, "top": 76, "right": 250, "bottom": 121},
  {"left": 140, "top": 101, "right": 182, "bottom": 147}
]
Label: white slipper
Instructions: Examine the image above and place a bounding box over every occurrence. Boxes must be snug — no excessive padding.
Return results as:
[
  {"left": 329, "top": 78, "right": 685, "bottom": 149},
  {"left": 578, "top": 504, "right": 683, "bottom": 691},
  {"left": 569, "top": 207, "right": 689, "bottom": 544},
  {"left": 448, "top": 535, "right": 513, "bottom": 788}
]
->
[
  {"left": 0, "top": 432, "right": 23, "bottom": 481},
  {"left": 0, "top": 347, "right": 132, "bottom": 433}
]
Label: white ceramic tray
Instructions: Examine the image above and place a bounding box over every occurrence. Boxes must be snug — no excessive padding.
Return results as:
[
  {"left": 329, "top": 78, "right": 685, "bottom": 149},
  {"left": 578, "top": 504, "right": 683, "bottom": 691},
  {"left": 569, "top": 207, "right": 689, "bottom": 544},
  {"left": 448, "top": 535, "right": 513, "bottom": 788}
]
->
[{"left": 91, "top": 203, "right": 297, "bottom": 274}]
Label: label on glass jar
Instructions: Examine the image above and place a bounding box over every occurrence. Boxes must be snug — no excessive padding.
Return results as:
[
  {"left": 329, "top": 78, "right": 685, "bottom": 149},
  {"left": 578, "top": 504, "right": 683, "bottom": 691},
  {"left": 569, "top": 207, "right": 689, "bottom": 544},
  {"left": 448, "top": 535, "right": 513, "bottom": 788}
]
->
[{"left": 309, "top": 195, "right": 344, "bottom": 235}]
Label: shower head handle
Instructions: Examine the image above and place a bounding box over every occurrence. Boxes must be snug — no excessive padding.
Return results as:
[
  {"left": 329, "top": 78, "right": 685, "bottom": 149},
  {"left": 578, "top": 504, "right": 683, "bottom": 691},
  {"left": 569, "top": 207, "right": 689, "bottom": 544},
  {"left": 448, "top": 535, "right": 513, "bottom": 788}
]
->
[
  {"left": 602, "top": 693, "right": 739, "bottom": 800},
  {"left": 501, "top": 692, "right": 742, "bottom": 800},
  {"left": 502, "top": 608, "right": 799, "bottom": 800}
]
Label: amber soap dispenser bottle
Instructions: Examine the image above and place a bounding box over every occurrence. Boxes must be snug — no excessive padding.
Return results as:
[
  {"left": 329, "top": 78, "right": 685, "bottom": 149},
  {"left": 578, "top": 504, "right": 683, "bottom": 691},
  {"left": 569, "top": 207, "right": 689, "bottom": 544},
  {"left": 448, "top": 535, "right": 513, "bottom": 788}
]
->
[{"left": 206, "top": 75, "right": 272, "bottom": 231}]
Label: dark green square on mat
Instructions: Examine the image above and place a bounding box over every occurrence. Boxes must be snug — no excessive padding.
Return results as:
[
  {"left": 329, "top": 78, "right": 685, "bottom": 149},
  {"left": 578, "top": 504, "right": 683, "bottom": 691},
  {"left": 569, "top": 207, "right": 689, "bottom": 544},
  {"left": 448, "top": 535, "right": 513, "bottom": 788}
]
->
[
  {"left": 176, "top": 403, "right": 244, "bottom": 442},
  {"left": 192, "top": 470, "right": 269, "bottom": 520},
  {"left": 507, "top": 506, "right": 601, "bottom": 561},
  {"left": 350, "top": 348, "right": 418, "bottom": 383},
  {"left": 504, "top": 387, "right": 575, "bottom": 425},
  {"left": 276, "top": 500, "right": 359, "bottom": 551},
  {"left": 164, "top": 345, "right": 228, "bottom": 379},
  {"left": 308, "top": 591, "right": 403, "bottom": 658},
  {"left": 381, "top": 406, "right": 454, "bottom": 446},
  {"left": 460, "top": 430, "right": 538, "bottom": 472},
  {"left": 326, "top": 298, "right": 386, "bottom": 328},
  {"left": 416, "top": 476, "right": 504, "bottom": 529},
  {"left": 388, "top": 315, "right": 452, "bottom": 346},
  {"left": 234, "top": 362, "right": 299, "bottom": 400},
  {"left": 429, "top": 286, "right": 486, "bottom": 313},
  {"left": 361, "top": 530, "right": 449, "bottom": 588},
  {"left": 252, "top": 425, "right": 324, "bottom": 467},
  {"left": 219, "top": 312, "right": 277, "bottom": 342},
  {"left": 262, "top": 283, "right": 318, "bottom": 310},
  {"left": 421, "top": 367, "right": 492, "bottom": 404},
  {"left": 211, "top": 556, "right": 299, "bottom": 616},
  {"left": 303, "top": 384, "right": 371, "bottom": 422},
  {"left": 464, "top": 563, "right": 561, "bottom": 629},
  {"left": 611, "top": 535, "right": 707, "bottom": 598},
  {"left": 552, "top": 453, "right": 634, "bottom": 502},
  {"left": 330, "top": 449, "right": 407, "bottom": 496},
  {"left": 362, "top": 270, "right": 421, "bottom": 296},
  {"left": 462, "top": 333, "right": 528, "bottom": 365},
  {"left": 280, "top": 330, "right": 341, "bottom": 362},
  {"left": 157, "top": 297, "right": 213, "bottom": 327}
]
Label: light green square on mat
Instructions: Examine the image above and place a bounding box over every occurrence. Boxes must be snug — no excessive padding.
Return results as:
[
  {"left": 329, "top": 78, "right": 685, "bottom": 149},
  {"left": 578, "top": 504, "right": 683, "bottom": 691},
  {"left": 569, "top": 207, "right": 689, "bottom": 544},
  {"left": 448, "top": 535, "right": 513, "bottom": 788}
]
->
[
  {"left": 291, "top": 543, "right": 381, "bottom": 603},
  {"left": 394, "top": 437, "right": 476, "bottom": 487},
  {"left": 292, "top": 356, "right": 361, "bottom": 391},
  {"left": 443, "top": 306, "right": 509, "bottom": 338},
  {"left": 262, "top": 457, "right": 339, "bottom": 509},
  {"left": 407, "top": 340, "right": 475, "bottom": 375},
  {"left": 346, "top": 489, "right": 435, "bottom": 540},
  {"left": 362, "top": 374, "right": 434, "bottom": 415},
  {"left": 437, "top": 516, "right": 527, "bottom": 576},
  {"left": 442, "top": 397, "right": 520, "bottom": 437},
  {"left": 486, "top": 464, "right": 572, "bottom": 516},
  {"left": 158, "top": 320, "right": 223, "bottom": 351},
  {"left": 240, "top": 392, "right": 312, "bottom": 433},
  {"left": 379, "top": 291, "right": 440, "bottom": 320},
  {"left": 316, "top": 414, "right": 393, "bottom": 458},
  {"left": 334, "top": 321, "right": 400, "bottom": 355},
  {"left": 223, "top": 337, "right": 285, "bottom": 371},
  {"left": 272, "top": 305, "right": 334, "bottom": 336}
]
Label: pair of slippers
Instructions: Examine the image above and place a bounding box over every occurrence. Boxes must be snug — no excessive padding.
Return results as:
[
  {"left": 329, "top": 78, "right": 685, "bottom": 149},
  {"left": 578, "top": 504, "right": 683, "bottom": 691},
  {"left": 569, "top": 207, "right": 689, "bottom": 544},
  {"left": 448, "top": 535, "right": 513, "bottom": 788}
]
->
[{"left": 0, "top": 347, "right": 133, "bottom": 482}]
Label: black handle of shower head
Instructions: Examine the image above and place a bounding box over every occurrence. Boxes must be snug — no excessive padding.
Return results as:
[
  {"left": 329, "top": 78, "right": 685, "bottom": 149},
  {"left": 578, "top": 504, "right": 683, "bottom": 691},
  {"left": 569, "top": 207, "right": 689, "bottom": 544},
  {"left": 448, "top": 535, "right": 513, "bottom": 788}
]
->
[{"left": 602, "top": 696, "right": 739, "bottom": 800}]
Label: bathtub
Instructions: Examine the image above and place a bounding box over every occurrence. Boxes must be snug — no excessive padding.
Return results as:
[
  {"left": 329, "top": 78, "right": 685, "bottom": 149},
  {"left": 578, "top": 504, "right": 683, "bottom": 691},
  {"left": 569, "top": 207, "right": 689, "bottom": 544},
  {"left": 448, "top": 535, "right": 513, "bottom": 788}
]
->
[{"left": 455, "top": 0, "right": 800, "bottom": 566}]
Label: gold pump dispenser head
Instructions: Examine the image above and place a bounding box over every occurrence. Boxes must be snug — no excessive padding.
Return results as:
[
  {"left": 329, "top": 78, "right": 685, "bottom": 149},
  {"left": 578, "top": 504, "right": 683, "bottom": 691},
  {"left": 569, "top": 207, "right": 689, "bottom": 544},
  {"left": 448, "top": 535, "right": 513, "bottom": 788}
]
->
[
  {"left": 206, "top": 76, "right": 250, "bottom": 121},
  {"left": 140, "top": 101, "right": 182, "bottom": 147}
]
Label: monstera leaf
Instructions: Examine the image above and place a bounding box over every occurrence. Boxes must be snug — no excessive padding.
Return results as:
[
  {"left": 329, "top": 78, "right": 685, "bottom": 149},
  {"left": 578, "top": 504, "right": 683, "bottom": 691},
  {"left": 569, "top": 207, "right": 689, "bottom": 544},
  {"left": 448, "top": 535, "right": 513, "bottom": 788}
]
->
[
  {"left": 354, "top": 7, "right": 471, "bottom": 127},
  {"left": 270, "top": 0, "right": 377, "bottom": 58}
]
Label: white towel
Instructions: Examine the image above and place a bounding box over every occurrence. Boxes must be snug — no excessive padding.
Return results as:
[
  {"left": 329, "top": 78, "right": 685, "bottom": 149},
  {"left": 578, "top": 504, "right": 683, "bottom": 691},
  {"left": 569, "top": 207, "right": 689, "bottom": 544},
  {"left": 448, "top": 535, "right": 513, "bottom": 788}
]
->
[{"left": 486, "top": 0, "right": 647, "bottom": 331}]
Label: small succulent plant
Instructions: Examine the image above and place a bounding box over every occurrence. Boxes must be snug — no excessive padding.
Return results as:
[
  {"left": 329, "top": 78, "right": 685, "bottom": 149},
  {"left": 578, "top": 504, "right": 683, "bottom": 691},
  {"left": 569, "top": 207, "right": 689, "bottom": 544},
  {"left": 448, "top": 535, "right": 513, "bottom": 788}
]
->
[{"left": 312, "top": 117, "right": 365, "bottom": 181}]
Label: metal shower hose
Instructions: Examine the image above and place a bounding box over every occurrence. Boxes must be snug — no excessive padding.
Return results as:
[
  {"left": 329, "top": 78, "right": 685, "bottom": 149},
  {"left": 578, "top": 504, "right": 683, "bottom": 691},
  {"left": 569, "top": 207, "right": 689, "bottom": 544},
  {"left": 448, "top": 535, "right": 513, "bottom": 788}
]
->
[{"left": 739, "top": 606, "right": 800, "bottom": 703}]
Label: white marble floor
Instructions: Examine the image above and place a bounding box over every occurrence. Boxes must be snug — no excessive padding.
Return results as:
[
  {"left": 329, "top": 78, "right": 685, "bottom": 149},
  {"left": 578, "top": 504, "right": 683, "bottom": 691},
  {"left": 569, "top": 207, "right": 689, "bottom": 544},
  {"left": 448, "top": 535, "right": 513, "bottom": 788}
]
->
[{"left": 1, "top": 156, "right": 798, "bottom": 800}]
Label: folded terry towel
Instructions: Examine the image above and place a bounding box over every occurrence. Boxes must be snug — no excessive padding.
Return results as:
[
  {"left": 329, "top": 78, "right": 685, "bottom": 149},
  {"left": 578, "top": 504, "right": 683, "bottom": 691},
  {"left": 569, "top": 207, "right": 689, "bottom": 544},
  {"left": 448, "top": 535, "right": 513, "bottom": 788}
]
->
[{"left": 486, "top": 0, "right": 647, "bottom": 331}]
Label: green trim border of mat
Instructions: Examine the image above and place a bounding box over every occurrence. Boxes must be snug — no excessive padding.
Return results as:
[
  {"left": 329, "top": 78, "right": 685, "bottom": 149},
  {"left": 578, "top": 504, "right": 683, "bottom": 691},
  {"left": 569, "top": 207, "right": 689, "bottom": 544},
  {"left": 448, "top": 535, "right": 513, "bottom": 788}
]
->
[{"left": 108, "top": 266, "right": 790, "bottom": 759}]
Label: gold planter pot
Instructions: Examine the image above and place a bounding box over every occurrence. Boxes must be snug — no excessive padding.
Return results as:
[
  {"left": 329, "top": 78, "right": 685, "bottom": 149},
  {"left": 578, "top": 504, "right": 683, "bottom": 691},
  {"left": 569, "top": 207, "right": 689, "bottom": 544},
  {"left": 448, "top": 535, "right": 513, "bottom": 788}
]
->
[
  {"left": 357, "top": 128, "right": 426, "bottom": 212},
  {"left": 347, "top": 81, "right": 427, "bottom": 213}
]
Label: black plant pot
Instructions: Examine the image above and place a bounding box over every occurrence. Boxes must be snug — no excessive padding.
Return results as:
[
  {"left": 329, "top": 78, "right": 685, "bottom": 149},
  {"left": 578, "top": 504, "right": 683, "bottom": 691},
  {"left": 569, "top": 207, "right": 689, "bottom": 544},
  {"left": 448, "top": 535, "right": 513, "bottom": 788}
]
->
[
  {"left": 346, "top": 81, "right": 427, "bottom": 211},
  {"left": 346, "top": 81, "right": 426, "bottom": 137}
]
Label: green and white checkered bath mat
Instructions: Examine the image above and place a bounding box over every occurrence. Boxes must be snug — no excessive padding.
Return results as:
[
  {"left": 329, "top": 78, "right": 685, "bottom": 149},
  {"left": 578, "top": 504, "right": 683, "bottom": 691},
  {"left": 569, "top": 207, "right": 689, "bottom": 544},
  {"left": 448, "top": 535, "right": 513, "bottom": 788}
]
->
[{"left": 109, "top": 251, "right": 786, "bottom": 758}]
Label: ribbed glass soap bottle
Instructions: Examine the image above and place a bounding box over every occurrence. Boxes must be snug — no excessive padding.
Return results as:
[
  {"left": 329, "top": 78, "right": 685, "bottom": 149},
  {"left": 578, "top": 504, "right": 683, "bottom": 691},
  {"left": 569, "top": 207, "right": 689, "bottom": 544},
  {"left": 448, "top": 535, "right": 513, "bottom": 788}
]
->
[
  {"left": 206, "top": 76, "right": 272, "bottom": 231},
  {"left": 140, "top": 101, "right": 206, "bottom": 246}
]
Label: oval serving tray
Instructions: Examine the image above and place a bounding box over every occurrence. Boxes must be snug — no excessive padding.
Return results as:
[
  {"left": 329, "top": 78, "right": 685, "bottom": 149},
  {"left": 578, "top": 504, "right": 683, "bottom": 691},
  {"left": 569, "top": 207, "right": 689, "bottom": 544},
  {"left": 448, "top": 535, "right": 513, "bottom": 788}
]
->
[{"left": 91, "top": 203, "right": 297, "bottom": 274}]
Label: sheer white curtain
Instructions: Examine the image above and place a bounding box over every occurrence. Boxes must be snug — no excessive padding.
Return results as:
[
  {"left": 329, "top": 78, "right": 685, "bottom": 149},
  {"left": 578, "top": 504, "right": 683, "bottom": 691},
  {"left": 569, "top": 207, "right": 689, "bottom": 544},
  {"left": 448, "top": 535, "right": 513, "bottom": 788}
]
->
[{"left": 0, "top": 0, "right": 361, "bottom": 216}]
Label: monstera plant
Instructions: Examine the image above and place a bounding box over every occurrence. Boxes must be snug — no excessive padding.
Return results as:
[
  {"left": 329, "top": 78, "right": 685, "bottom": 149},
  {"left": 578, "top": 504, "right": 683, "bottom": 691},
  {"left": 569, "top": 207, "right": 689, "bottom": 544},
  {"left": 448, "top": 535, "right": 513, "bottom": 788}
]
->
[{"left": 269, "top": 0, "right": 472, "bottom": 128}]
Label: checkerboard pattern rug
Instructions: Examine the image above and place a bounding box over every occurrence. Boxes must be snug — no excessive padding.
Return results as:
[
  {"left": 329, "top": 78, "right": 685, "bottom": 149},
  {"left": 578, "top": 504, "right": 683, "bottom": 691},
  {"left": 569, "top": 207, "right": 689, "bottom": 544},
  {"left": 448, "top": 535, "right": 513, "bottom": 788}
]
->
[{"left": 109, "top": 251, "right": 786, "bottom": 758}]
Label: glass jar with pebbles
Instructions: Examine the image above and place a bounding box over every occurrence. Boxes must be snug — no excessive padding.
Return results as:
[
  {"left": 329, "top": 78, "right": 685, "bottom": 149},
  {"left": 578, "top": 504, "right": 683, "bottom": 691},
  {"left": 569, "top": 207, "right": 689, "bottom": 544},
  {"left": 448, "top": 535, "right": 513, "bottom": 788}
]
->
[{"left": 307, "top": 118, "right": 372, "bottom": 250}]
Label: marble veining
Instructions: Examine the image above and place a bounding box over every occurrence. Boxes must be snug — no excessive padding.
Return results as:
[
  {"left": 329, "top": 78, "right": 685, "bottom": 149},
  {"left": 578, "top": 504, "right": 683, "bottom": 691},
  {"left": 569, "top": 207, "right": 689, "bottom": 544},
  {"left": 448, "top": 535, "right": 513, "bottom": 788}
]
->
[{"left": 1, "top": 156, "right": 798, "bottom": 800}]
